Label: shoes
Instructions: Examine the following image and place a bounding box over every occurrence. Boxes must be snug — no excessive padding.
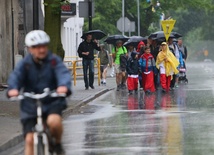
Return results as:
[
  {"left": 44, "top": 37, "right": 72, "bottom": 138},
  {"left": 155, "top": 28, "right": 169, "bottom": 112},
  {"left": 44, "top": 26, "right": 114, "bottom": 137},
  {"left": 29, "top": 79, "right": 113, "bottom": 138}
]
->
[
  {"left": 101, "top": 81, "right": 103, "bottom": 85},
  {"left": 121, "top": 84, "right": 126, "bottom": 90},
  {"left": 162, "top": 89, "right": 166, "bottom": 93},
  {"left": 169, "top": 87, "right": 174, "bottom": 91},
  {"left": 54, "top": 144, "right": 65, "bottom": 155},
  {"left": 90, "top": 86, "right": 95, "bottom": 89},
  {"left": 103, "top": 82, "right": 106, "bottom": 86},
  {"left": 175, "top": 85, "right": 179, "bottom": 88},
  {"left": 145, "top": 90, "right": 151, "bottom": 95},
  {"left": 85, "top": 87, "right": 89, "bottom": 90},
  {"left": 117, "top": 85, "right": 121, "bottom": 91},
  {"left": 129, "top": 90, "right": 133, "bottom": 95}
]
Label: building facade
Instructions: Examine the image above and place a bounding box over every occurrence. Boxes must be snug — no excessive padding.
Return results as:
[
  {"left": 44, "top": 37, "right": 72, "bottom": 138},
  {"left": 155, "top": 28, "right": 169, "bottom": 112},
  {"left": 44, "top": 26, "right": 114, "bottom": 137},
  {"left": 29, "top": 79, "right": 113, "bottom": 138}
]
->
[{"left": 0, "top": 0, "right": 84, "bottom": 82}]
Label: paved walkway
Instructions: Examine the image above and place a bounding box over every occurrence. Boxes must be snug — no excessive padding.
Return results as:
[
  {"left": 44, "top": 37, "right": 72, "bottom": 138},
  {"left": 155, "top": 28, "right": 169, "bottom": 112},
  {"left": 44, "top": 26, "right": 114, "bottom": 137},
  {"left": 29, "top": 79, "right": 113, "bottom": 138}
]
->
[{"left": 0, "top": 76, "right": 116, "bottom": 152}]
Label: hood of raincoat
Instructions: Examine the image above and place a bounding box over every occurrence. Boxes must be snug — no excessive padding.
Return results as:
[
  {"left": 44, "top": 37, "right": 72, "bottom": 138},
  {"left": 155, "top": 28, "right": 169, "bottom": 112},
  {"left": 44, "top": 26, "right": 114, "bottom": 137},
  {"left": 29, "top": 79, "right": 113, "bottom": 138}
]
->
[
  {"left": 137, "top": 41, "right": 145, "bottom": 52},
  {"left": 131, "top": 51, "right": 139, "bottom": 59}
]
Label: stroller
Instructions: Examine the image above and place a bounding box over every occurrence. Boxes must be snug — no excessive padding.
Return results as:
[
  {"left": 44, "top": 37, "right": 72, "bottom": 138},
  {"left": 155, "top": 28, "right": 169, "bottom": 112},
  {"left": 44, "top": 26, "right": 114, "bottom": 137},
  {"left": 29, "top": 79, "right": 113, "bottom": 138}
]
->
[{"left": 178, "top": 64, "right": 188, "bottom": 84}]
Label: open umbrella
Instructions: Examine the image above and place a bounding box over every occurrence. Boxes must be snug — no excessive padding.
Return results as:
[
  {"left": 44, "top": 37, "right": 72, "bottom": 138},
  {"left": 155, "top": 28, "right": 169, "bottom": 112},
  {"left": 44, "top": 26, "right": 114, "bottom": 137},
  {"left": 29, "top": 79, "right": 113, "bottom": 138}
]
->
[
  {"left": 81, "top": 30, "right": 106, "bottom": 40},
  {"left": 149, "top": 31, "right": 175, "bottom": 40},
  {"left": 104, "top": 35, "right": 129, "bottom": 45},
  {"left": 124, "top": 36, "right": 147, "bottom": 47},
  {"left": 171, "top": 32, "right": 182, "bottom": 38}
]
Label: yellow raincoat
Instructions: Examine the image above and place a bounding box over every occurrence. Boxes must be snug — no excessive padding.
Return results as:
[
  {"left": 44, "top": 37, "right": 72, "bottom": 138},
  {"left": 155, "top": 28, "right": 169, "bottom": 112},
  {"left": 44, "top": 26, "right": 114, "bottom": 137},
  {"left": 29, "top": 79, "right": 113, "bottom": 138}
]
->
[{"left": 156, "top": 42, "right": 179, "bottom": 77}]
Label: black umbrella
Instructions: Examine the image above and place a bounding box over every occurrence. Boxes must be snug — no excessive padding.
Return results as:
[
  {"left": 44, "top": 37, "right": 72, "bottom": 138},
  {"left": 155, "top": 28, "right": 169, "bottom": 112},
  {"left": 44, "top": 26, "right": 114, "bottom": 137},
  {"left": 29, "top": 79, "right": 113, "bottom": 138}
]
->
[
  {"left": 124, "top": 36, "right": 147, "bottom": 47},
  {"left": 149, "top": 31, "right": 175, "bottom": 40},
  {"left": 104, "top": 35, "right": 129, "bottom": 45},
  {"left": 171, "top": 32, "right": 182, "bottom": 38},
  {"left": 81, "top": 30, "right": 106, "bottom": 40}
]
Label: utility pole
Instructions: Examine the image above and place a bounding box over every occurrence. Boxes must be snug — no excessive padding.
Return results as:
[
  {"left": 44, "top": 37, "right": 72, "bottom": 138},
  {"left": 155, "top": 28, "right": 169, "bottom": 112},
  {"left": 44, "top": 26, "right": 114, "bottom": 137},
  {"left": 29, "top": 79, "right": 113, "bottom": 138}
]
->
[
  {"left": 137, "top": 0, "right": 140, "bottom": 36},
  {"left": 88, "top": 0, "right": 92, "bottom": 30},
  {"left": 33, "top": 0, "right": 39, "bottom": 30},
  {"left": 11, "top": 0, "right": 15, "bottom": 69},
  {"left": 122, "top": 0, "right": 125, "bottom": 35}
]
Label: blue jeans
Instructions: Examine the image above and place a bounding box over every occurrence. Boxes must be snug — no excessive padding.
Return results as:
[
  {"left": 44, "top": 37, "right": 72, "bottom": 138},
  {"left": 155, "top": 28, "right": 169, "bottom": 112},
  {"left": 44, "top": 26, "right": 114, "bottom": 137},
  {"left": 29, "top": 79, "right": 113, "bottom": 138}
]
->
[{"left": 83, "top": 59, "right": 94, "bottom": 88}]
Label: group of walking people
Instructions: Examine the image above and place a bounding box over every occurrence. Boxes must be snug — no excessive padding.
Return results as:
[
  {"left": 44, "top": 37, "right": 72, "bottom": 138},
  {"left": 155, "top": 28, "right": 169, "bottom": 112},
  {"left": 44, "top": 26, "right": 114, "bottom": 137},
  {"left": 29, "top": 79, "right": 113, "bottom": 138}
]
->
[
  {"left": 113, "top": 37, "right": 188, "bottom": 95},
  {"left": 77, "top": 33, "right": 188, "bottom": 95}
]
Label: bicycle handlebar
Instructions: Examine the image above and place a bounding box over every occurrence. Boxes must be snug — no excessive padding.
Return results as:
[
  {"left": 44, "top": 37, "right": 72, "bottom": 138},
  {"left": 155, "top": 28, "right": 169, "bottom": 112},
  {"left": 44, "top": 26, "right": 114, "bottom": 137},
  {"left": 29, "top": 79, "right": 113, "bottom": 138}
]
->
[{"left": 9, "top": 88, "right": 66, "bottom": 101}]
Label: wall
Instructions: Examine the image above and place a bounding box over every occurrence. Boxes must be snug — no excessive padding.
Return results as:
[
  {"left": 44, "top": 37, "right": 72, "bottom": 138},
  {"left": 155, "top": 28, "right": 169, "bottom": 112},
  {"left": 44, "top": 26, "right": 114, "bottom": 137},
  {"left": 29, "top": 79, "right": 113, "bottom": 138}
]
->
[
  {"left": 61, "top": 0, "right": 84, "bottom": 59},
  {"left": 0, "top": 0, "right": 19, "bottom": 83}
]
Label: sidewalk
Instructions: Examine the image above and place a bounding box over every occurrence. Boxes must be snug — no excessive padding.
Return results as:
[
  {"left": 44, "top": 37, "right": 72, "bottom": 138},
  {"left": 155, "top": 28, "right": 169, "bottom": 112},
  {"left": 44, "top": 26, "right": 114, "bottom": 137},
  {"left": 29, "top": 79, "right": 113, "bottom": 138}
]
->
[{"left": 0, "top": 76, "right": 116, "bottom": 152}]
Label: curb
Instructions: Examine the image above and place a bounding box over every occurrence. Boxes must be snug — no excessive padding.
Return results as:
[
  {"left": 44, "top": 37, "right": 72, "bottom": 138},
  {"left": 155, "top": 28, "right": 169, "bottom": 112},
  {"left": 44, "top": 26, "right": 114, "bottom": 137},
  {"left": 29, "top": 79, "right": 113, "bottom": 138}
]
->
[{"left": 0, "top": 87, "right": 114, "bottom": 153}]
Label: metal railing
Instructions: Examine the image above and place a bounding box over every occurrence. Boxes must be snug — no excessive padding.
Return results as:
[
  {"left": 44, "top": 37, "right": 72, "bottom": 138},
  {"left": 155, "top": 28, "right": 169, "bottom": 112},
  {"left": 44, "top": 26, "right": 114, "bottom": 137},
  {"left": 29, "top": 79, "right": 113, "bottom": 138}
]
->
[{"left": 64, "top": 57, "right": 101, "bottom": 86}]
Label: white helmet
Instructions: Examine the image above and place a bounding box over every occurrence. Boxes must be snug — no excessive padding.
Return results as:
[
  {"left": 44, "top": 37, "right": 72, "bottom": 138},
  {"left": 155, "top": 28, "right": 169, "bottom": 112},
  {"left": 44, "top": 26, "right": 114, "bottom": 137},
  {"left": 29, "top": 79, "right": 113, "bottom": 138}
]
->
[{"left": 25, "top": 30, "right": 50, "bottom": 47}]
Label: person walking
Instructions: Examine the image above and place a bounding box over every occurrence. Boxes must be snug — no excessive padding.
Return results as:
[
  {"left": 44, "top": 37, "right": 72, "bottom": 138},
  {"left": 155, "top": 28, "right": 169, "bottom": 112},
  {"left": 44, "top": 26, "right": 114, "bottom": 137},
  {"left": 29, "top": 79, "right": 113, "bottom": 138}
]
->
[
  {"left": 126, "top": 51, "right": 139, "bottom": 95},
  {"left": 78, "top": 33, "right": 101, "bottom": 90},
  {"left": 137, "top": 41, "right": 145, "bottom": 89},
  {"left": 177, "top": 38, "right": 188, "bottom": 61},
  {"left": 156, "top": 42, "right": 179, "bottom": 92},
  {"left": 112, "top": 40, "right": 128, "bottom": 91},
  {"left": 127, "top": 45, "right": 136, "bottom": 59},
  {"left": 168, "top": 38, "right": 180, "bottom": 88},
  {"left": 98, "top": 44, "right": 109, "bottom": 85},
  {"left": 139, "top": 46, "right": 157, "bottom": 94}
]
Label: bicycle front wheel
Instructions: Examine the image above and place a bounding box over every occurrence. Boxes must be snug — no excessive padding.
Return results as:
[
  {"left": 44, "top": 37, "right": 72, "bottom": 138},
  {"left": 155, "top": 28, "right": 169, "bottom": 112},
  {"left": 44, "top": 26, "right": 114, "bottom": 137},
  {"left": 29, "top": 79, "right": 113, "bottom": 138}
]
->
[{"left": 37, "top": 136, "right": 45, "bottom": 155}]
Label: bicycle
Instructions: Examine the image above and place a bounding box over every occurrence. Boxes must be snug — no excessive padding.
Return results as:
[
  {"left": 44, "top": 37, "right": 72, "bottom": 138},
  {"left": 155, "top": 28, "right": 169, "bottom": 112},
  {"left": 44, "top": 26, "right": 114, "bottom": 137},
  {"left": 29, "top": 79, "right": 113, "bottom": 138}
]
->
[{"left": 10, "top": 88, "right": 66, "bottom": 155}]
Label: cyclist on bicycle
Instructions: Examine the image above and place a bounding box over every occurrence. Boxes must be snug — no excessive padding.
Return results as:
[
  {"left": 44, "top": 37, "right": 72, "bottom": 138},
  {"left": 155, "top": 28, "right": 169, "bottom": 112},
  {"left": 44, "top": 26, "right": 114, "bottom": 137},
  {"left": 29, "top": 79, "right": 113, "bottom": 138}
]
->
[{"left": 7, "top": 30, "right": 71, "bottom": 155}]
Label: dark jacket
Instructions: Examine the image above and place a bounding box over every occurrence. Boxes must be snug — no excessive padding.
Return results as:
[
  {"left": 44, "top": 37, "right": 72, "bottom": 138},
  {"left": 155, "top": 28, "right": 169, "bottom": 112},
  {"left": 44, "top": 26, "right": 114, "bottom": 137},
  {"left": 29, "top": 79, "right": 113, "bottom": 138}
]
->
[
  {"left": 126, "top": 52, "right": 139, "bottom": 75},
  {"left": 150, "top": 45, "right": 160, "bottom": 61},
  {"left": 78, "top": 40, "right": 101, "bottom": 60},
  {"left": 7, "top": 52, "right": 72, "bottom": 120}
]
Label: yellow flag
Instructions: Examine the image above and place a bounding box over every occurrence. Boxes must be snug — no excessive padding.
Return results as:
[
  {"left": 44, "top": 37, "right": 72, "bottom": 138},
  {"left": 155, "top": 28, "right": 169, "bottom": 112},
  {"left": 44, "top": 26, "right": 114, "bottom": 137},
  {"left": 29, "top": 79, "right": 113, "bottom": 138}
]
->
[{"left": 161, "top": 20, "right": 176, "bottom": 41}]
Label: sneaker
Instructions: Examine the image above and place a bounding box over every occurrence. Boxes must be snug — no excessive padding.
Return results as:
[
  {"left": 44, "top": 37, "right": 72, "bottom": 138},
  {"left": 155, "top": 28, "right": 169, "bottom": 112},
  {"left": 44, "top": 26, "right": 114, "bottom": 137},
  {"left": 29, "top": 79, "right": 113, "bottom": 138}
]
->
[
  {"left": 101, "top": 81, "right": 104, "bottom": 85},
  {"left": 90, "top": 86, "right": 95, "bottom": 89},
  {"left": 54, "top": 144, "right": 65, "bottom": 155}
]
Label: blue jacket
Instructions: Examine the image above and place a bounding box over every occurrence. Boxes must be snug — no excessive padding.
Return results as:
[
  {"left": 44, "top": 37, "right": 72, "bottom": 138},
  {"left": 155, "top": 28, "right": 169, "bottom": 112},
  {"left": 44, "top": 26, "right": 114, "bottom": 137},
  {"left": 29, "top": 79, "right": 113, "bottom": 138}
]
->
[
  {"left": 139, "top": 54, "right": 157, "bottom": 74},
  {"left": 178, "top": 51, "right": 184, "bottom": 68},
  {"left": 7, "top": 52, "right": 72, "bottom": 120}
]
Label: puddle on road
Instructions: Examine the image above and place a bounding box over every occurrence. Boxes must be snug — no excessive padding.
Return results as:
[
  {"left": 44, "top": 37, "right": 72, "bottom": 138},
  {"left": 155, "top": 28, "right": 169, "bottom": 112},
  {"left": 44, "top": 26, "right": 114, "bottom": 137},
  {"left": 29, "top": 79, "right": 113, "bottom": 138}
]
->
[{"left": 63, "top": 85, "right": 214, "bottom": 155}]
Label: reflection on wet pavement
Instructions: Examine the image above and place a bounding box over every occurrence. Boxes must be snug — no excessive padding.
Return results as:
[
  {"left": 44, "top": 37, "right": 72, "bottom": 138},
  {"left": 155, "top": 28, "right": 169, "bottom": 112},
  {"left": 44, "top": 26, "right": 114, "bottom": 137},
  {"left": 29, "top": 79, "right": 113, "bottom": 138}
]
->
[{"left": 63, "top": 63, "right": 214, "bottom": 155}]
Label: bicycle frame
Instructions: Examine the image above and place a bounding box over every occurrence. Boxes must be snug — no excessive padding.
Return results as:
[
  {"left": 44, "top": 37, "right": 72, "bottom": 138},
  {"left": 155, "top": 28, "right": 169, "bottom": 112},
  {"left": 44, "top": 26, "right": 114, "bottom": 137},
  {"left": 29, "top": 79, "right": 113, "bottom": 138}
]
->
[{"left": 34, "top": 99, "right": 49, "bottom": 155}]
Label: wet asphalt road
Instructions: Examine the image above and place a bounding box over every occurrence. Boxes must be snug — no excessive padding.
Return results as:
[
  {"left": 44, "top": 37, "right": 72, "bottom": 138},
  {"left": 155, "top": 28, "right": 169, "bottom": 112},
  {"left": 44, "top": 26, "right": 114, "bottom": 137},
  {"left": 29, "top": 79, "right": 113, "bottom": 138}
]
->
[{"left": 2, "top": 62, "right": 214, "bottom": 155}]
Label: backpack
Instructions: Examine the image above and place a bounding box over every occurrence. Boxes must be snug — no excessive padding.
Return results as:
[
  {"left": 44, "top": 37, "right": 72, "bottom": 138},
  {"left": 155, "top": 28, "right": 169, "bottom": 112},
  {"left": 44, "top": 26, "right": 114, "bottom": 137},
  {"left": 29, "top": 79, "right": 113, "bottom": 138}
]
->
[{"left": 24, "top": 56, "right": 58, "bottom": 72}]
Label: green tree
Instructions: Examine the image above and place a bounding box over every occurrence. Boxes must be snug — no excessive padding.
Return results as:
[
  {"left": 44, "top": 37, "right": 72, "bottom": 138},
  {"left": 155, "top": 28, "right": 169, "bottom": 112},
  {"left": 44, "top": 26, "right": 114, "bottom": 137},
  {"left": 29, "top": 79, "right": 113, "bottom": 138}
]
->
[
  {"left": 87, "top": 0, "right": 214, "bottom": 38},
  {"left": 84, "top": 0, "right": 122, "bottom": 35},
  {"left": 44, "top": 0, "right": 65, "bottom": 58}
]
